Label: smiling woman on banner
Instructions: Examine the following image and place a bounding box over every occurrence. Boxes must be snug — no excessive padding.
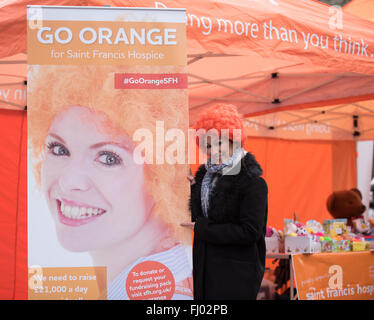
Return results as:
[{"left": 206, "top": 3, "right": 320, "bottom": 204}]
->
[
  {"left": 28, "top": 65, "right": 193, "bottom": 300},
  {"left": 182, "top": 104, "right": 268, "bottom": 300}
]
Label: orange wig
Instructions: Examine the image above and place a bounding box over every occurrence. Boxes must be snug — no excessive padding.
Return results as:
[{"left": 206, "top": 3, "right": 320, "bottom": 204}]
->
[{"left": 193, "top": 103, "right": 245, "bottom": 146}]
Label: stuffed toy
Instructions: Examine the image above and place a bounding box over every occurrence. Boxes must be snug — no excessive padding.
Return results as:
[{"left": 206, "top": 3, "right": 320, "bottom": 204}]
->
[{"left": 326, "top": 188, "right": 374, "bottom": 235}]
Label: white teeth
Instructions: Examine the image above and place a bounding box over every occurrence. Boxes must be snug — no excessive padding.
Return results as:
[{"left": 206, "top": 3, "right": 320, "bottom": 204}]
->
[
  {"left": 71, "top": 207, "right": 79, "bottom": 218},
  {"left": 79, "top": 207, "right": 87, "bottom": 216},
  {"left": 65, "top": 205, "right": 72, "bottom": 216},
  {"left": 59, "top": 201, "right": 105, "bottom": 220}
]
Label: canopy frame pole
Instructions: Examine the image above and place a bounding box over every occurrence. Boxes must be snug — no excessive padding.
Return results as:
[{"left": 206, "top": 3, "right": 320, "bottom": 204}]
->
[
  {"left": 269, "top": 109, "right": 335, "bottom": 129},
  {"left": 244, "top": 117, "right": 353, "bottom": 136},
  {"left": 187, "top": 52, "right": 210, "bottom": 65},
  {"left": 262, "top": 113, "right": 320, "bottom": 130},
  {"left": 189, "top": 74, "right": 266, "bottom": 85},
  {"left": 352, "top": 103, "right": 374, "bottom": 115},
  {"left": 0, "top": 60, "right": 27, "bottom": 64},
  {"left": 0, "top": 98, "right": 25, "bottom": 109},
  {"left": 305, "top": 119, "right": 353, "bottom": 135},
  {"left": 271, "top": 72, "right": 279, "bottom": 103},
  {"left": 360, "top": 126, "right": 374, "bottom": 134},
  {"left": 295, "top": 110, "right": 374, "bottom": 118},
  {"left": 189, "top": 95, "right": 266, "bottom": 104},
  {"left": 270, "top": 107, "right": 352, "bottom": 130},
  {"left": 187, "top": 53, "right": 240, "bottom": 58},
  {"left": 308, "top": 115, "right": 350, "bottom": 123},
  {"left": 0, "top": 82, "right": 25, "bottom": 87},
  {"left": 280, "top": 75, "right": 344, "bottom": 102},
  {"left": 279, "top": 118, "right": 353, "bottom": 135},
  {"left": 187, "top": 52, "right": 240, "bottom": 65},
  {"left": 189, "top": 73, "right": 272, "bottom": 102},
  {"left": 280, "top": 72, "right": 367, "bottom": 77},
  {"left": 243, "top": 118, "right": 271, "bottom": 129},
  {"left": 289, "top": 103, "right": 352, "bottom": 115},
  {"left": 189, "top": 76, "right": 270, "bottom": 110}
]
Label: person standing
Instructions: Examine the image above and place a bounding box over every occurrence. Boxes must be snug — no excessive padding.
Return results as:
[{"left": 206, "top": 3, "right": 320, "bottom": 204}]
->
[{"left": 182, "top": 104, "right": 268, "bottom": 300}]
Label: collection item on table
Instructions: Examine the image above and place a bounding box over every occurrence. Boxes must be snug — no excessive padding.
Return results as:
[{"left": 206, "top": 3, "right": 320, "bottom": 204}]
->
[{"left": 266, "top": 217, "right": 374, "bottom": 254}]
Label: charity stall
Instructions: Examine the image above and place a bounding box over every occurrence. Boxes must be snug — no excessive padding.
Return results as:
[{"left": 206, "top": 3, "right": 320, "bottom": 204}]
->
[
  {"left": 0, "top": 0, "right": 374, "bottom": 300},
  {"left": 256, "top": 0, "right": 374, "bottom": 300},
  {"left": 265, "top": 212, "right": 374, "bottom": 300}
]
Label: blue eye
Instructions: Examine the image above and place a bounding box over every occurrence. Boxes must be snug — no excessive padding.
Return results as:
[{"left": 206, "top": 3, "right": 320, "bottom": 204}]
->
[
  {"left": 97, "top": 151, "right": 122, "bottom": 166},
  {"left": 47, "top": 142, "right": 70, "bottom": 156}
]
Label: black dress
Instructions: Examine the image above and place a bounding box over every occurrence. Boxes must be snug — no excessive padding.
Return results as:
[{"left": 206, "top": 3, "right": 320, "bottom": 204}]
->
[{"left": 189, "top": 152, "right": 268, "bottom": 300}]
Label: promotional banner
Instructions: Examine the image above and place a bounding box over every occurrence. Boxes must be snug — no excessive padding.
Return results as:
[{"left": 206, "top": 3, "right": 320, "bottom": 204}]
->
[
  {"left": 27, "top": 6, "right": 192, "bottom": 300},
  {"left": 293, "top": 252, "right": 374, "bottom": 300}
]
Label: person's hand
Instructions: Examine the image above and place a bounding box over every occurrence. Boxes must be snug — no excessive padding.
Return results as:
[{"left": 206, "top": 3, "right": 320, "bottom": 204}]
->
[
  {"left": 180, "top": 222, "right": 195, "bottom": 229},
  {"left": 187, "top": 175, "right": 196, "bottom": 185}
]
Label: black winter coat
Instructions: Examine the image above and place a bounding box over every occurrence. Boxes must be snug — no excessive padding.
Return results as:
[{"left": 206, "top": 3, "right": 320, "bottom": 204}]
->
[{"left": 189, "top": 152, "right": 268, "bottom": 300}]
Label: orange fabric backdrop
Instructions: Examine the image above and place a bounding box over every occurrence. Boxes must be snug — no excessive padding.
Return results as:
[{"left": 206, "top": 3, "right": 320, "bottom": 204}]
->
[
  {"left": 0, "top": 109, "right": 27, "bottom": 300},
  {"left": 243, "top": 137, "right": 357, "bottom": 230},
  {"left": 191, "top": 136, "right": 356, "bottom": 230}
]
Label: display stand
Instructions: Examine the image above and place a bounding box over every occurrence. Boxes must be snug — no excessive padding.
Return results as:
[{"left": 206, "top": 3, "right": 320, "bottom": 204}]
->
[{"left": 266, "top": 253, "right": 297, "bottom": 300}]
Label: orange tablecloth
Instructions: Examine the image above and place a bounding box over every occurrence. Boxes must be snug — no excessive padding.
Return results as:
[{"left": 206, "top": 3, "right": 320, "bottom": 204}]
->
[{"left": 293, "top": 251, "right": 374, "bottom": 300}]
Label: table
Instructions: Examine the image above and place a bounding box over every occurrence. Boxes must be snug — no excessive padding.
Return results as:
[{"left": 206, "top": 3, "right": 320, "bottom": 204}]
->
[
  {"left": 267, "top": 250, "right": 374, "bottom": 300},
  {"left": 266, "top": 253, "right": 296, "bottom": 300},
  {"left": 292, "top": 250, "right": 374, "bottom": 300}
]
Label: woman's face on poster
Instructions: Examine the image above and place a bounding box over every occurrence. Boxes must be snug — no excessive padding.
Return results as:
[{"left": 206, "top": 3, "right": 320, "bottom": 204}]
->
[{"left": 41, "top": 106, "right": 153, "bottom": 252}]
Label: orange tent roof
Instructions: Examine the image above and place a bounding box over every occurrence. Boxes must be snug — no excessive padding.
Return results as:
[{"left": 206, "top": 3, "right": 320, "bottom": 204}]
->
[
  {"left": 241, "top": 0, "right": 374, "bottom": 141},
  {"left": 93, "top": 0, "right": 374, "bottom": 123},
  {"left": 2, "top": 0, "right": 374, "bottom": 73},
  {"left": 344, "top": 0, "right": 374, "bottom": 22}
]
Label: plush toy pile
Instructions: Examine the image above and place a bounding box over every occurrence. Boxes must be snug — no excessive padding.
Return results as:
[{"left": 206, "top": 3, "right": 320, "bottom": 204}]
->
[{"left": 265, "top": 218, "right": 373, "bottom": 254}]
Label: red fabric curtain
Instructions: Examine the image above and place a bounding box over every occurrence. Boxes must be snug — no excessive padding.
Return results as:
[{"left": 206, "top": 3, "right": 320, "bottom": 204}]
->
[{"left": 0, "top": 109, "right": 27, "bottom": 299}]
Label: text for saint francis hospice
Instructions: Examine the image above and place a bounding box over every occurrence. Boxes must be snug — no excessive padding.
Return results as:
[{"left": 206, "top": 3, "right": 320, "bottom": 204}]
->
[
  {"left": 50, "top": 48, "right": 164, "bottom": 62},
  {"left": 28, "top": 266, "right": 107, "bottom": 300},
  {"left": 293, "top": 252, "right": 374, "bottom": 300}
]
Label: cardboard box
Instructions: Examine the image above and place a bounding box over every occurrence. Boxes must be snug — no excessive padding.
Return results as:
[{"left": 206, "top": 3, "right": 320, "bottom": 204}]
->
[
  {"left": 370, "top": 241, "right": 374, "bottom": 251},
  {"left": 320, "top": 240, "right": 333, "bottom": 253},
  {"left": 285, "top": 236, "right": 321, "bottom": 254},
  {"left": 265, "top": 237, "right": 281, "bottom": 253},
  {"left": 323, "top": 219, "right": 347, "bottom": 237},
  {"left": 352, "top": 241, "right": 370, "bottom": 251},
  {"left": 365, "top": 237, "right": 374, "bottom": 250},
  {"left": 331, "top": 240, "right": 351, "bottom": 252}
]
